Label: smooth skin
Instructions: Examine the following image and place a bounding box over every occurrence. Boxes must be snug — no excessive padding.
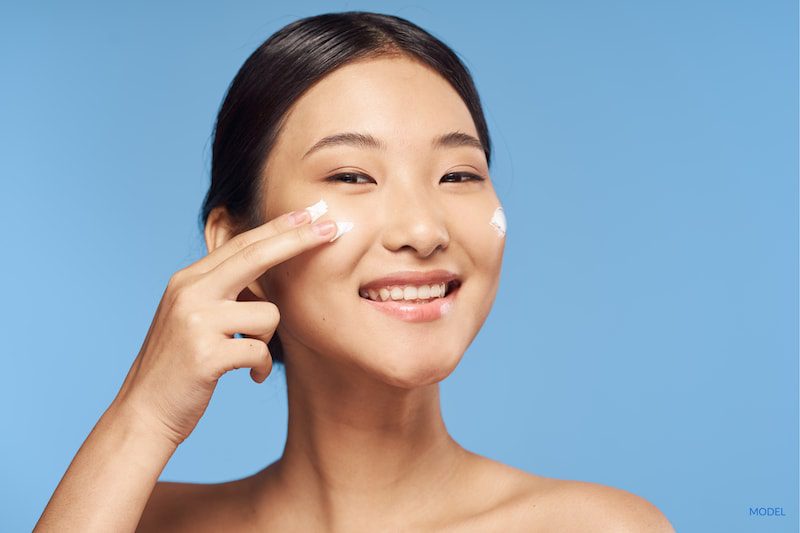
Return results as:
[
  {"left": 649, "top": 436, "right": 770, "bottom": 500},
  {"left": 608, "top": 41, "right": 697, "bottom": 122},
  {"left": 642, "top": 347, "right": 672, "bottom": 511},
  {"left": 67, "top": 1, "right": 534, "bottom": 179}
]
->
[{"left": 36, "top": 54, "right": 675, "bottom": 532}]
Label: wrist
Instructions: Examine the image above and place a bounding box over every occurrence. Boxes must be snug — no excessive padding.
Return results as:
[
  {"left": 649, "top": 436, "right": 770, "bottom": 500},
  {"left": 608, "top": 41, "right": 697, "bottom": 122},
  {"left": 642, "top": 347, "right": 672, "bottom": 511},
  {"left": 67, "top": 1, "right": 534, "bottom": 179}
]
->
[{"left": 106, "top": 396, "right": 183, "bottom": 452}]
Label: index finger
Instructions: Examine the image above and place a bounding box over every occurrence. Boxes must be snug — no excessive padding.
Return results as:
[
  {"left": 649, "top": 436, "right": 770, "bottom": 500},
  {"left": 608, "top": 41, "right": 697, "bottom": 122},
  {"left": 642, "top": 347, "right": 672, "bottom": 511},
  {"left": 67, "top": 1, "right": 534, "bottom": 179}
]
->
[
  {"left": 201, "top": 219, "right": 344, "bottom": 300},
  {"left": 192, "top": 200, "right": 326, "bottom": 275},
  {"left": 189, "top": 210, "right": 304, "bottom": 275}
]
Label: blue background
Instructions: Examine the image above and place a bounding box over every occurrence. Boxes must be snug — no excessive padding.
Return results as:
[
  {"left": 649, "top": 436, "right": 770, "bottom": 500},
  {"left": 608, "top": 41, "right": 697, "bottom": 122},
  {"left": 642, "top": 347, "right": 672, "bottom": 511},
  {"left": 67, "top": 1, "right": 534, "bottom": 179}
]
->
[{"left": 1, "top": 1, "right": 796, "bottom": 531}]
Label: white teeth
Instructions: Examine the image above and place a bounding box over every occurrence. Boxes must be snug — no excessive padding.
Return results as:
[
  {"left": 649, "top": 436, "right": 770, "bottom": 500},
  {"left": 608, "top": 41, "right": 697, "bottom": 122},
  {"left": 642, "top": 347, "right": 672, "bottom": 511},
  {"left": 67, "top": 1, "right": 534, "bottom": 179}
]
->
[{"left": 359, "top": 282, "right": 450, "bottom": 302}]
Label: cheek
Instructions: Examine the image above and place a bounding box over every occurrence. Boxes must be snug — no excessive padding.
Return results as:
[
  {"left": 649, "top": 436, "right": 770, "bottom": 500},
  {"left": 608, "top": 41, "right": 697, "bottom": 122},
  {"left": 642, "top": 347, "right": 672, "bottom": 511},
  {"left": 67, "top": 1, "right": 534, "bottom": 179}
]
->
[
  {"left": 449, "top": 201, "right": 506, "bottom": 325},
  {"left": 257, "top": 211, "right": 369, "bottom": 324},
  {"left": 449, "top": 201, "right": 506, "bottom": 265},
  {"left": 261, "top": 246, "right": 347, "bottom": 303}
]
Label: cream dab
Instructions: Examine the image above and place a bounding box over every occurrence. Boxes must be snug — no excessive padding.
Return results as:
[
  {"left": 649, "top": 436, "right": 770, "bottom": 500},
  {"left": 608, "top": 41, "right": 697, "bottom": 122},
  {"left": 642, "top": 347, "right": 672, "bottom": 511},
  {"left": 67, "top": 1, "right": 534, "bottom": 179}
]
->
[
  {"left": 440, "top": 299, "right": 454, "bottom": 316},
  {"left": 330, "top": 221, "right": 354, "bottom": 242},
  {"left": 489, "top": 206, "right": 506, "bottom": 237},
  {"left": 305, "top": 198, "right": 328, "bottom": 222},
  {"left": 302, "top": 198, "right": 353, "bottom": 242}
]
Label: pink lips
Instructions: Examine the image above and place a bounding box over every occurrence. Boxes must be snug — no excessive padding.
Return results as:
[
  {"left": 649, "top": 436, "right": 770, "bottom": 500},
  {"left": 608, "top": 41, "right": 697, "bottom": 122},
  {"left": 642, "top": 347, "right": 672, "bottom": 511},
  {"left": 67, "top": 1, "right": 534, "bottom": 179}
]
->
[{"left": 359, "top": 282, "right": 460, "bottom": 323}]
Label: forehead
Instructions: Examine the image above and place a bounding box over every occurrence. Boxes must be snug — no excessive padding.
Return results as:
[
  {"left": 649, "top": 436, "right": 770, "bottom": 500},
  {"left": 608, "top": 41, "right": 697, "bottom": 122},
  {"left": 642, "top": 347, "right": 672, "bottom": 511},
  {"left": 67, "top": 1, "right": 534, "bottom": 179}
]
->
[{"left": 275, "top": 56, "right": 478, "bottom": 156}]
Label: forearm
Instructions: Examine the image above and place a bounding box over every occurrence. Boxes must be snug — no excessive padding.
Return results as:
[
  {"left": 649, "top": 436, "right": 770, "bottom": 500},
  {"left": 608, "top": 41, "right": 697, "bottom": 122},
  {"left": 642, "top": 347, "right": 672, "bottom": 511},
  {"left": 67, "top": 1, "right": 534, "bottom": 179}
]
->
[{"left": 34, "top": 398, "right": 178, "bottom": 532}]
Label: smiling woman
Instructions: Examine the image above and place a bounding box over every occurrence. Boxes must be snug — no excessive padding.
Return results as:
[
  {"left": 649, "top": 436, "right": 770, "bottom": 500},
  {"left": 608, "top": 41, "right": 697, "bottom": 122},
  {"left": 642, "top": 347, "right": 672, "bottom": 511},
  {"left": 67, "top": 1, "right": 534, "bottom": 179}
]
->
[{"left": 35, "top": 11, "right": 674, "bottom": 532}]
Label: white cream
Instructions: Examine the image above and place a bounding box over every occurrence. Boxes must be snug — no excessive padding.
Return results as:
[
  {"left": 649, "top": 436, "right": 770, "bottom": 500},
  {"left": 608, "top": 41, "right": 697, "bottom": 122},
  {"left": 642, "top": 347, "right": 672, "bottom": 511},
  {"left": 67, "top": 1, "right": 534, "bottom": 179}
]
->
[
  {"left": 301, "top": 198, "right": 352, "bottom": 242},
  {"left": 306, "top": 198, "right": 328, "bottom": 222},
  {"left": 330, "top": 221, "right": 354, "bottom": 242},
  {"left": 440, "top": 299, "right": 454, "bottom": 316},
  {"left": 490, "top": 206, "right": 506, "bottom": 237}
]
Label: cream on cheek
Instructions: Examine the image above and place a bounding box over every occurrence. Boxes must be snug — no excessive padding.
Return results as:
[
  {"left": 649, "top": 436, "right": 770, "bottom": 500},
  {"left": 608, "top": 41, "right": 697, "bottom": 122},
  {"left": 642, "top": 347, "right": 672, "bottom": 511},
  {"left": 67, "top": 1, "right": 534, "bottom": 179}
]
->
[
  {"left": 444, "top": 200, "right": 505, "bottom": 279},
  {"left": 302, "top": 197, "right": 355, "bottom": 242},
  {"left": 489, "top": 206, "right": 507, "bottom": 237}
]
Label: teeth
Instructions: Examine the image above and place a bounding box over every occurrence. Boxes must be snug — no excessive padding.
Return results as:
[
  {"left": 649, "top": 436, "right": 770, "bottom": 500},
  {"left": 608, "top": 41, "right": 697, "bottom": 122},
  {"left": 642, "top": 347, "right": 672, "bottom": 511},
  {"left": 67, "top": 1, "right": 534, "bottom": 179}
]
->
[{"left": 359, "top": 282, "right": 450, "bottom": 302}]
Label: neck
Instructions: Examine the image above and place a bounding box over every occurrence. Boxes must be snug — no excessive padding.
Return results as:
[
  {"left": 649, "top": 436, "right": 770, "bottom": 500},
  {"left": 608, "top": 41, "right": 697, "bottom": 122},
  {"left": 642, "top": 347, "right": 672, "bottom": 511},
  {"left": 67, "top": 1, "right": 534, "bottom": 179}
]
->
[{"left": 255, "top": 348, "right": 469, "bottom": 527}]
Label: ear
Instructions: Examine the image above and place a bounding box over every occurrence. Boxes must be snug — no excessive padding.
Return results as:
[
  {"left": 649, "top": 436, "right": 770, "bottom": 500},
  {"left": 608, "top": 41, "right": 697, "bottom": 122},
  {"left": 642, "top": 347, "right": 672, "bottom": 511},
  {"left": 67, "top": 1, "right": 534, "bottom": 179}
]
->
[{"left": 204, "top": 206, "right": 269, "bottom": 301}]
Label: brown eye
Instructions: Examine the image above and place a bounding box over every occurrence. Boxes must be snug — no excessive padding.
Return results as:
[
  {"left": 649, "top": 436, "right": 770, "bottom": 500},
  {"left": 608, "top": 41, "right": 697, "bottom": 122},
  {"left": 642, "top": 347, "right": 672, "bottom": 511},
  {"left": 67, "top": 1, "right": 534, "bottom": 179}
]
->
[
  {"left": 441, "top": 172, "right": 485, "bottom": 183},
  {"left": 326, "top": 172, "right": 375, "bottom": 184}
]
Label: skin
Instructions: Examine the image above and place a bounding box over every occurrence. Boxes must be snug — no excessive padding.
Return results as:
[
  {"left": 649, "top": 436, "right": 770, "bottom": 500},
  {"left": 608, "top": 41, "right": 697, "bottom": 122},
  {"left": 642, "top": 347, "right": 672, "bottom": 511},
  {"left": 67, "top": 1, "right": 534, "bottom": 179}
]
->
[{"left": 36, "top": 53, "right": 675, "bottom": 532}]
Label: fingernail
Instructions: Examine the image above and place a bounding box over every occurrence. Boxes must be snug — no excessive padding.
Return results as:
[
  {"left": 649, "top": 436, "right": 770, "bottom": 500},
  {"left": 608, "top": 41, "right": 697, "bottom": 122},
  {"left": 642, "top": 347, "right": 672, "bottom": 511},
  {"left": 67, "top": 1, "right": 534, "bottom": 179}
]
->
[
  {"left": 329, "top": 221, "right": 354, "bottom": 242},
  {"left": 305, "top": 198, "right": 328, "bottom": 223},
  {"left": 312, "top": 220, "right": 337, "bottom": 238},
  {"left": 288, "top": 209, "right": 311, "bottom": 225}
]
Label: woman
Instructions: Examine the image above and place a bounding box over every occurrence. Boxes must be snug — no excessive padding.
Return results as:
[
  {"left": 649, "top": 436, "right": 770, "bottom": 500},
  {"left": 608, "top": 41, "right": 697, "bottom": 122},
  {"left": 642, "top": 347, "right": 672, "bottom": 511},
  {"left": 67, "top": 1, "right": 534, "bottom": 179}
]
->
[{"left": 36, "top": 11, "right": 674, "bottom": 532}]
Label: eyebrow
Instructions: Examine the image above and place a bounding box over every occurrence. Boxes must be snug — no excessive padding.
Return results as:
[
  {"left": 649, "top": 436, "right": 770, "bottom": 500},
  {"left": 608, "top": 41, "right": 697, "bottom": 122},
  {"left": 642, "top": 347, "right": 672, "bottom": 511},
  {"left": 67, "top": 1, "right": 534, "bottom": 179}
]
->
[{"left": 301, "top": 131, "right": 484, "bottom": 160}]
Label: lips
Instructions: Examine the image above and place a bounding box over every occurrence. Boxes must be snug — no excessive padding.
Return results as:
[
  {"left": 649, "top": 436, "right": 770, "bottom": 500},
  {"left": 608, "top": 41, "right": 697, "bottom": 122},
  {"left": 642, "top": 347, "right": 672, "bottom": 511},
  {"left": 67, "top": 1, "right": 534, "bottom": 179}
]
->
[{"left": 359, "top": 280, "right": 461, "bottom": 322}]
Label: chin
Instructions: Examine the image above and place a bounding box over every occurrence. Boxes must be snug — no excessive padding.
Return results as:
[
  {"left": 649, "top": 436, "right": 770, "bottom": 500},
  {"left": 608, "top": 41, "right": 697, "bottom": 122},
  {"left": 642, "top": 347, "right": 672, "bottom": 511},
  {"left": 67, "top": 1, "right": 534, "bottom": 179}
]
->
[{"left": 354, "top": 339, "right": 467, "bottom": 390}]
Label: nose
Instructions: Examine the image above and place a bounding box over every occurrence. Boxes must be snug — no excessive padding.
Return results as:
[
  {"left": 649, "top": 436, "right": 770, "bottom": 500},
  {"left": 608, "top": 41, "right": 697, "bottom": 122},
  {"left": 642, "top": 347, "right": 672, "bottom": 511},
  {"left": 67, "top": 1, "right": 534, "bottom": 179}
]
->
[{"left": 380, "top": 181, "right": 450, "bottom": 258}]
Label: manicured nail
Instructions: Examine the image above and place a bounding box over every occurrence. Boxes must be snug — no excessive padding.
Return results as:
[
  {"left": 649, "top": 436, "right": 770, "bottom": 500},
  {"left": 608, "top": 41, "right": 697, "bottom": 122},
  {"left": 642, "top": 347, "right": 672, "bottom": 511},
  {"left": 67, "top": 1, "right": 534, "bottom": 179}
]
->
[
  {"left": 312, "top": 220, "right": 337, "bottom": 238},
  {"left": 288, "top": 209, "right": 311, "bottom": 225}
]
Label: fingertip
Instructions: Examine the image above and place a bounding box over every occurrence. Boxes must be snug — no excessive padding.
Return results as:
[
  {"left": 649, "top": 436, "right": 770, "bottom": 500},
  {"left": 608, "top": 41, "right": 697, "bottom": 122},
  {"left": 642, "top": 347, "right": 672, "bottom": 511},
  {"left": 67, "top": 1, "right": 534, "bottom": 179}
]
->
[
  {"left": 250, "top": 368, "right": 265, "bottom": 383},
  {"left": 311, "top": 220, "right": 338, "bottom": 239},
  {"left": 287, "top": 209, "right": 311, "bottom": 226}
]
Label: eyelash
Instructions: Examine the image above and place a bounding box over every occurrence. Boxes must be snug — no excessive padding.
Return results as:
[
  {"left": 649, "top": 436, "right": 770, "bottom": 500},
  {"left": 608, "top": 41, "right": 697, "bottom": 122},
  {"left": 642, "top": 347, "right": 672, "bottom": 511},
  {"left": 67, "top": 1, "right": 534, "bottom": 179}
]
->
[{"left": 326, "top": 172, "right": 485, "bottom": 184}]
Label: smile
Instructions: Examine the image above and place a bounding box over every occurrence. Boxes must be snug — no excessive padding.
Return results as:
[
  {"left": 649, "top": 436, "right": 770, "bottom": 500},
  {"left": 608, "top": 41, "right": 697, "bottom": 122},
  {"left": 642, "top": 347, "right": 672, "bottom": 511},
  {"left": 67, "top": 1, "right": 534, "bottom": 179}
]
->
[
  {"left": 359, "top": 280, "right": 462, "bottom": 323},
  {"left": 358, "top": 280, "right": 458, "bottom": 302}
]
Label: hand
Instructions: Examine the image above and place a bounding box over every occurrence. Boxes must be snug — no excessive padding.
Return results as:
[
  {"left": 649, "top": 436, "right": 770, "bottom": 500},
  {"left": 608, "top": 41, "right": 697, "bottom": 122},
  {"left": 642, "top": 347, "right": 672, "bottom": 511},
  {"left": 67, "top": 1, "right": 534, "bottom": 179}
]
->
[{"left": 112, "top": 210, "right": 340, "bottom": 446}]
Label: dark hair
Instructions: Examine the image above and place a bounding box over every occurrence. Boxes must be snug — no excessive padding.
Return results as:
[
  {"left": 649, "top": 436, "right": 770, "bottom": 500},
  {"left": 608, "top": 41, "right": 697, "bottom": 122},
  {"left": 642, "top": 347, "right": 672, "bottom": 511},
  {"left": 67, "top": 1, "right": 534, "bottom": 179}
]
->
[{"left": 199, "top": 11, "right": 492, "bottom": 366}]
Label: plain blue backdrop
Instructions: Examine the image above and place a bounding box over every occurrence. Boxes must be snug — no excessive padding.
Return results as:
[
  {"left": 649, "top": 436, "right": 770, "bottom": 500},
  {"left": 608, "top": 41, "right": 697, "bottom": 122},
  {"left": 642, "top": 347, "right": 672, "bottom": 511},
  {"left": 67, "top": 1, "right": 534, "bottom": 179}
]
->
[{"left": 1, "top": 1, "right": 797, "bottom": 531}]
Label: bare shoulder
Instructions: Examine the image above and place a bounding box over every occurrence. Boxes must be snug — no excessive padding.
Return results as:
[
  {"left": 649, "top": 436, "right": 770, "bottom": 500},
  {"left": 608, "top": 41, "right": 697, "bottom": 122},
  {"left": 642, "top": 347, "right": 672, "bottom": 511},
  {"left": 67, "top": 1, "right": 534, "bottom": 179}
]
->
[
  {"left": 136, "top": 478, "right": 254, "bottom": 533},
  {"left": 454, "top": 454, "right": 675, "bottom": 532},
  {"left": 544, "top": 478, "right": 674, "bottom": 532},
  {"left": 506, "top": 473, "right": 676, "bottom": 532}
]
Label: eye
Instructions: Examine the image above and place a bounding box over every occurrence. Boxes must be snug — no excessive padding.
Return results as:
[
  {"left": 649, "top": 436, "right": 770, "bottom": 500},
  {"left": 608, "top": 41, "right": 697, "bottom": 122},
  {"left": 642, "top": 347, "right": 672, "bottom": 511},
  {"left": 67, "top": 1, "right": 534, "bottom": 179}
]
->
[
  {"left": 326, "top": 172, "right": 376, "bottom": 185},
  {"left": 441, "top": 172, "right": 486, "bottom": 183}
]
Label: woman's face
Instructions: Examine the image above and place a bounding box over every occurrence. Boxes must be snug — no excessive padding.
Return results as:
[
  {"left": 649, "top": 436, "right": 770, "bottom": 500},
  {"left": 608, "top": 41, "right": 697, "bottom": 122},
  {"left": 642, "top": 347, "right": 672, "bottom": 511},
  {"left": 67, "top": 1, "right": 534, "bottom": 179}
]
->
[{"left": 256, "top": 55, "right": 505, "bottom": 387}]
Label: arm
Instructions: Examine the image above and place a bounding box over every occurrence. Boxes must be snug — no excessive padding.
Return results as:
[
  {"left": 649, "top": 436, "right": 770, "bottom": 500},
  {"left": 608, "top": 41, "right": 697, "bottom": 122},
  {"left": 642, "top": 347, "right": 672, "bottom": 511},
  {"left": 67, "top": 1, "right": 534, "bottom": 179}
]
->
[
  {"left": 35, "top": 208, "right": 335, "bottom": 531},
  {"left": 34, "top": 398, "right": 179, "bottom": 532}
]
